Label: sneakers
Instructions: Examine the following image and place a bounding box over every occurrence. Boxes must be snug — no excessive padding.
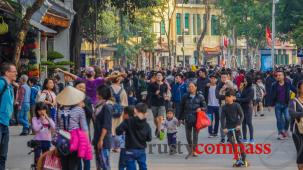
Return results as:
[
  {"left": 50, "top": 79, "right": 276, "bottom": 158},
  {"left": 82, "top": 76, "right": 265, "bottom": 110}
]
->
[
  {"left": 260, "top": 113, "right": 265, "bottom": 117},
  {"left": 282, "top": 132, "right": 289, "bottom": 139},
  {"left": 277, "top": 133, "right": 285, "bottom": 140},
  {"left": 249, "top": 139, "right": 255, "bottom": 144},
  {"left": 208, "top": 134, "right": 214, "bottom": 138},
  {"left": 220, "top": 139, "right": 225, "bottom": 144},
  {"left": 242, "top": 139, "right": 249, "bottom": 144}
]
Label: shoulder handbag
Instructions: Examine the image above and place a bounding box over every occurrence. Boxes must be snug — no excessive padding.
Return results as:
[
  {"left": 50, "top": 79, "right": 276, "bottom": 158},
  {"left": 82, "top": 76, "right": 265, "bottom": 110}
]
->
[
  {"left": 0, "top": 16, "right": 8, "bottom": 35},
  {"left": 293, "top": 98, "right": 303, "bottom": 134},
  {"left": 53, "top": 108, "right": 72, "bottom": 156}
]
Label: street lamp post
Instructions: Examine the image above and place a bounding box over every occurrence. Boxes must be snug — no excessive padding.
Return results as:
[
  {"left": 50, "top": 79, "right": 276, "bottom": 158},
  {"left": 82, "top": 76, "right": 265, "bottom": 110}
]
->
[{"left": 271, "top": 0, "right": 279, "bottom": 70}]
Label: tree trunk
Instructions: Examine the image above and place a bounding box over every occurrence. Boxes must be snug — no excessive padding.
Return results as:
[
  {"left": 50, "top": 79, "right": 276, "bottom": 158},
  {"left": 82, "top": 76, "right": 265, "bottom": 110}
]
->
[
  {"left": 232, "top": 26, "right": 237, "bottom": 68},
  {"left": 70, "top": 1, "right": 89, "bottom": 69},
  {"left": 196, "top": 0, "right": 210, "bottom": 65},
  {"left": 13, "top": 0, "right": 45, "bottom": 67}
]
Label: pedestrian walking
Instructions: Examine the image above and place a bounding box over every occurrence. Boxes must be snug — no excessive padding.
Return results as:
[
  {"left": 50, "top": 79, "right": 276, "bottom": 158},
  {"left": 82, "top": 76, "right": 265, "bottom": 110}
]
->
[
  {"left": 207, "top": 74, "right": 220, "bottom": 138},
  {"left": 16, "top": 75, "right": 31, "bottom": 135},
  {"left": 56, "top": 86, "right": 91, "bottom": 170},
  {"left": 93, "top": 85, "right": 113, "bottom": 170},
  {"left": 179, "top": 82, "right": 206, "bottom": 157},
  {"left": 0, "top": 63, "right": 17, "bottom": 170},
  {"left": 289, "top": 80, "right": 303, "bottom": 170},
  {"left": 236, "top": 76, "right": 255, "bottom": 144},
  {"left": 116, "top": 103, "right": 152, "bottom": 170},
  {"left": 271, "top": 70, "right": 296, "bottom": 140}
]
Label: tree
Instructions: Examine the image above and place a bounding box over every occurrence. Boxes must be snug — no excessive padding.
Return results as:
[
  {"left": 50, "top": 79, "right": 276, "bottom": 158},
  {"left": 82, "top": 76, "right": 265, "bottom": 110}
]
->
[
  {"left": 196, "top": 0, "right": 211, "bottom": 65},
  {"left": 154, "top": 0, "right": 177, "bottom": 66},
  {"left": 70, "top": 0, "right": 159, "bottom": 68},
  {"left": 13, "top": 0, "right": 45, "bottom": 67},
  {"left": 115, "top": 8, "right": 156, "bottom": 67},
  {"left": 41, "top": 51, "right": 74, "bottom": 77},
  {"left": 276, "top": 0, "right": 303, "bottom": 47},
  {"left": 217, "top": 0, "right": 271, "bottom": 68}
]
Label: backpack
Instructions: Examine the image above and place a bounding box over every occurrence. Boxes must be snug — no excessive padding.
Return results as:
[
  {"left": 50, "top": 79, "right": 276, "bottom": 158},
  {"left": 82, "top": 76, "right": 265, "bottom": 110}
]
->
[
  {"left": 0, "top": 77, "right": 8, "bottom": 102},
  {"left": 110, "top": 87, "right": 124, "bottom": 118}
]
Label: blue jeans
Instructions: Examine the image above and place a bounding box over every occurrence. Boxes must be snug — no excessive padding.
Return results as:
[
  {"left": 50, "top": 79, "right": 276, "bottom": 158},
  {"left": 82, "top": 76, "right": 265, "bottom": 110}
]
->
[
  {"left": 0, "top": 124, "right": 9, "bottom": 170},
  {"left": 125, "top": 149, "right": 147, "bottom": 170},
  {"left": 95, "top": 147, "right": 110, "bottom": 170},
  {"left": 275, "top": 103, "right": 290, "bottom": 133},
  {"left": 119, "top": 148, "right": 126, "bottom": 170},
  {"left": 18, "top": 103, "right": 30, "bottom": 130},
  {"left": 207, "top": 106, "right": 220, "bottom": 135},
  {"left": 79, "top": 159, "right": 90, "bottom": 170}
]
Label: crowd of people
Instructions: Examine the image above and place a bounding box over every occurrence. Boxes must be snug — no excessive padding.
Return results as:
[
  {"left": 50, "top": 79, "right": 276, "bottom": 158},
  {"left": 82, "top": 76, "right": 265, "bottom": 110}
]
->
[{"left": 1, "top": 62, "right": 303, "bottom": 169}]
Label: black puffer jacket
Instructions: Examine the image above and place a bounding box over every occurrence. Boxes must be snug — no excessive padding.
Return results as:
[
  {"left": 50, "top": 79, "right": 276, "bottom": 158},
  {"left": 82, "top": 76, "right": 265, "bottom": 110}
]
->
[{"left": 179, "top": 93, "right": 207, "bottom": 125}]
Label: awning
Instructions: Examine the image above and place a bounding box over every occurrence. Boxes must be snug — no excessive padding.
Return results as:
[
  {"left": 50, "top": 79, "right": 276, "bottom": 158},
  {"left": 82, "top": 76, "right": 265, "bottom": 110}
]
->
[
  {"left": 42, "top": 11, "right": 70, "bottom": 28},
  {"left": 30, "top": 19, "right": 57, "bottom": 34}
]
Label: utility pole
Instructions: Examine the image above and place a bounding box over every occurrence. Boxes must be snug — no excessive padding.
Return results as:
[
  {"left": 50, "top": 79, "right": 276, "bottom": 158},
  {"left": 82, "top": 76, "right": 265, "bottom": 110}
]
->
[
  {"left": 271, "top": 0, "right": 278, "bottom": 70},
  {"left": 182, "top": 1, "right": 185, "bottom": 68}
]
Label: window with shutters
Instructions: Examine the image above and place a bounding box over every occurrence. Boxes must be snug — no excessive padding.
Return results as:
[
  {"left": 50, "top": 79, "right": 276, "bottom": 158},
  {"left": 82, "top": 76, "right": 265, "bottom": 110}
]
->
[
  {"left": 185, "top": 13, "right": 190, "bottom": 35},
  {"left": 176, "top": 13, "right": 181, "bottom": 35},
  {"left": 160, "top": 20, "right": 165, "bottom": 35},
  {"left": 197, "top": 14, "right": 201, "bottom": 35},
  {"left": 211, "top": 15, "right": 219, "bottom": 36},
  {"left": 193, "top": 14, "right": 197, "bottom": 35}
]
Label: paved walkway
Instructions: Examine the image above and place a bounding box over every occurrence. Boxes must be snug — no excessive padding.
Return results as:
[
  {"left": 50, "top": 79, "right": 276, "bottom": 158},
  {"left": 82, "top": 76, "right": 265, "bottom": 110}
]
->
[{"left": 6, "top": 109, "right": 297, "bottom": 170}]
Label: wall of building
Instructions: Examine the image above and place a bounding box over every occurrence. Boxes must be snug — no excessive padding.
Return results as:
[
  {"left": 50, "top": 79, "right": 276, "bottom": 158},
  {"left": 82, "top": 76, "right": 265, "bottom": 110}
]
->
[{"left": 154, "top": 2, "right": 222, "bottom": 66}]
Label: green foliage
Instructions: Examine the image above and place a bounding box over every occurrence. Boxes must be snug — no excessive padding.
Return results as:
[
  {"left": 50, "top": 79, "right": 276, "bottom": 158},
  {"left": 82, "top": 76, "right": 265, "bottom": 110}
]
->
[
  {"left": 41, "top": 61, "right": 54, "bottom": 65},
  {"left": 114, "top": 8, "right": 156, "bottom": 62},
  {"left": 293, "top": 22, "right": 303, "bottom": 47},
  {"left": 217, "top": 0, "right": 271, "bottom": 49},
  {"left": 47, "top": 51, "right": 64, "bottom": 61},
  {"left": 41, "top": 51, "right": 74, "bottom": 74},
  {"left": 56, "top": 61, "right": 75, "bottom": 66}
]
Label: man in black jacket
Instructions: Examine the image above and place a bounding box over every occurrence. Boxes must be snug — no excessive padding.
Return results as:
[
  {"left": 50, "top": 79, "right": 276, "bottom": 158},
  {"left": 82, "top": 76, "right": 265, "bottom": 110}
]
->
[
  {"left": 116, "top": 103, "right": 152, "bottom": 170},
  {"left": 270, "top": 70, "right": 296, "bottom": 140},
  {"left": 197, "top": 68, "right": 210, "bottom": 100}
]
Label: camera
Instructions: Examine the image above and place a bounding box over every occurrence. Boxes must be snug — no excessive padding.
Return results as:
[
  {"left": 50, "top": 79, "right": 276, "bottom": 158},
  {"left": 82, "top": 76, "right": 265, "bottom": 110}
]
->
[{"left": 27, "top": 140, "right": 40, "bottom": 149}]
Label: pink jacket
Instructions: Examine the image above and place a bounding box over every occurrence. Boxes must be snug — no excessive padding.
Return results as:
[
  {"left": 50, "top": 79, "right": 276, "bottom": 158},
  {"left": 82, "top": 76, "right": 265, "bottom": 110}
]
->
[{"left": 69, "top": 129, "right": 93, "bottom": 160}]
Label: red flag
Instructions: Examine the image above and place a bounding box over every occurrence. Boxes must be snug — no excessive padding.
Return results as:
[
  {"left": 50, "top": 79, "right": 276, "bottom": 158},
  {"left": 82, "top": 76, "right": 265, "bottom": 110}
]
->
[
  {"left": 266, "top": 26, "right": 272, "bottom": 47},
  {"left": 224, "top": 37, "right": 228, "bottom": 48}
]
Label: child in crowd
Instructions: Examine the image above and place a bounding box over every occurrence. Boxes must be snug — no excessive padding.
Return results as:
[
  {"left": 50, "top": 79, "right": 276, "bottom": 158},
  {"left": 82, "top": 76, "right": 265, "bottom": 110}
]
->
[
  {"left": 128, "top": 90, "right": 138, "bottom": 106},
  {"left": 162, "top": 109, "right": 179, "bottom": 155},
  {"left": 116, "top": 103, "right": 152, "bottom": 170},
  {"left": 119, "top": 106, "right": 135, "bottom": 170},
  {"left": 32, "top": 102, "right": 55, "bottom": 163},
  {"left": 221, "top": 89, "right": 248, "bottom": 167}
]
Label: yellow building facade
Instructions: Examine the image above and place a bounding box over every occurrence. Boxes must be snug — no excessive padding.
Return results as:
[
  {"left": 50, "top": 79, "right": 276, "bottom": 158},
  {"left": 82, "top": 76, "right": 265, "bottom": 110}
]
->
[{"left": 153, "top": 0, "right": 222, "bottom": 67}]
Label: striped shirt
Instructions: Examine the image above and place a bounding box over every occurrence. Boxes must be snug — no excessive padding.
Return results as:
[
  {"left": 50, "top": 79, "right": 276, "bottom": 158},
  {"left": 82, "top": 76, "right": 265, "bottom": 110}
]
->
[{"left": 57, "top": 106, "right": 88, "bottom": 132}]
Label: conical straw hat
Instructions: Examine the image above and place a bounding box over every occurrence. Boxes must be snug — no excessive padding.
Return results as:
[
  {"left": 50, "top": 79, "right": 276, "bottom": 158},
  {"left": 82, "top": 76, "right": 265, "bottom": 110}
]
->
[{"left": 56, "top": 86, "right": 85, "bottom": 106}]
